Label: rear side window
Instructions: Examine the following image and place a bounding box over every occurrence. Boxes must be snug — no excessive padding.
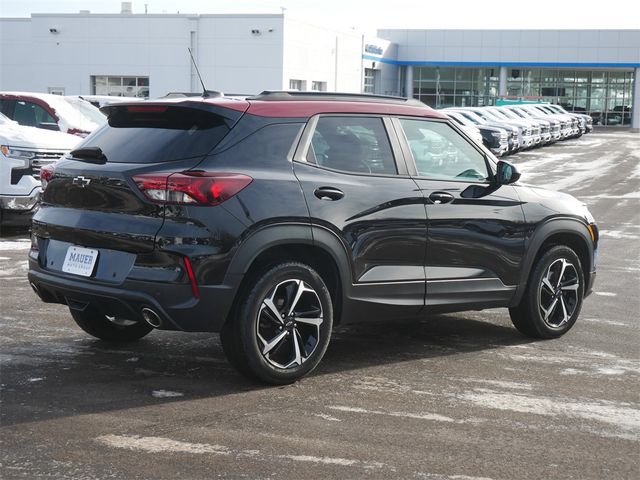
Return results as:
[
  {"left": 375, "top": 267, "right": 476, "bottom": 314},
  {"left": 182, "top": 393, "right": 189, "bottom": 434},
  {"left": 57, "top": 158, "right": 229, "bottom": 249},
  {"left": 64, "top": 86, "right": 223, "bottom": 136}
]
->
[
  {"left": 76, "top": 105, "right": 232, "bottom": 163},
  {"left": 307, "top": 116, "right": 397, "bottom": 175}
]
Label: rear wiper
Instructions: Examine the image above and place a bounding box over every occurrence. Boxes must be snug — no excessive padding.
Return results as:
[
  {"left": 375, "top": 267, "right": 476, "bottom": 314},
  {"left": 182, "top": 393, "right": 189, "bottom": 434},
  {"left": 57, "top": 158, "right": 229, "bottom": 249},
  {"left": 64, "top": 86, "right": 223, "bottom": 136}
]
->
[{"left": 70, "top": 146, "right": 107, "bottom": 164}]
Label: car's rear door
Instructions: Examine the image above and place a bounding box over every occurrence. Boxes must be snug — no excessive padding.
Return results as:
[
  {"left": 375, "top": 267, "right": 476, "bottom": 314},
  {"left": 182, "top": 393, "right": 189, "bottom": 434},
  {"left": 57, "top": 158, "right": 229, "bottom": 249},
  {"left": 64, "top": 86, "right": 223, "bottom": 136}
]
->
[
  {"left": 292, "top": 114, "right": 427, "bottom": 319},
  {"left": 393, "top": 117, "right": 526, "bottom": 312}
]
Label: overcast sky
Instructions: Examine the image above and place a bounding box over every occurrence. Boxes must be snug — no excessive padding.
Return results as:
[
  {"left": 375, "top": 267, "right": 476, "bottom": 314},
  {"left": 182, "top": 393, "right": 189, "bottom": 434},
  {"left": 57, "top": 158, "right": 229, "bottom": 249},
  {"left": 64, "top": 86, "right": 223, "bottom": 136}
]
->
[{"left": 1, "top": 0, "right": 638, "bottom": 34}]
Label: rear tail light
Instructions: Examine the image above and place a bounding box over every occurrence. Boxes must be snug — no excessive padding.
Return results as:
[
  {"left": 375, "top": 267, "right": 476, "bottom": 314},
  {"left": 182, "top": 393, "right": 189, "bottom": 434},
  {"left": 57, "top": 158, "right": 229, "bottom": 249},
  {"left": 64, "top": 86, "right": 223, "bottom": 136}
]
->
[
  {"left": 40, "top": 164, "right": 55, "bottom": 190},
  {"left": 133, "top": 171, "right": 253, "bottom": 206}
]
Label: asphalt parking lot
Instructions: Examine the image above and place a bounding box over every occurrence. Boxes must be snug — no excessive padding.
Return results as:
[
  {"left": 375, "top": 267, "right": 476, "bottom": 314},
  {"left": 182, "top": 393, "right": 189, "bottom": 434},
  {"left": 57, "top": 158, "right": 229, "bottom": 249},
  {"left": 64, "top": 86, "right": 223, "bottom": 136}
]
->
[{"left": 1, "top": 129, "right": 639, "bottom": 480}]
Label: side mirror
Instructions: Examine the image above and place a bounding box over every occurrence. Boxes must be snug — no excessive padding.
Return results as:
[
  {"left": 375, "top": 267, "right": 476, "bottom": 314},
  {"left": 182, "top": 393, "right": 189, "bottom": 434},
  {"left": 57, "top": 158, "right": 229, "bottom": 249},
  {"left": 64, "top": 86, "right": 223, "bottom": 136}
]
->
[{"left": 496, "top": 160, "right": 521, "bottom": 185}]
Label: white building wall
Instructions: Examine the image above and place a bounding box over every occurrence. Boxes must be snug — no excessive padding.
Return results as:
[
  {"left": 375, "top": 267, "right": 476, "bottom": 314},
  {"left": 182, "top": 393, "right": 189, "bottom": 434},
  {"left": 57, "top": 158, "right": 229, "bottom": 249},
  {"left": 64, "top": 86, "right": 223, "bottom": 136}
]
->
[
  {"left": 282, "top": 17, "right": 362, "bottom": 93},
  {"left": 196, "top": 15, "right": 284, "bottom": 94},
  {"left": 0, "top": 13, "right": 364, "bottom": 97},
  {"left": 1, "top": 14, "right": 196, "bottom": 97},
  {"left": 377, "top": 29, "right": 640, "bottom": 64}
]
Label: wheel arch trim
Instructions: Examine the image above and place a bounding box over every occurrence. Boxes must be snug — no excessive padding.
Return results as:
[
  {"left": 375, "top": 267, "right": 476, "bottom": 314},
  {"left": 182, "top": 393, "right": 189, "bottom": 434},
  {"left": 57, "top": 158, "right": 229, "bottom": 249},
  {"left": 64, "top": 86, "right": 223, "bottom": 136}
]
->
[{"left": 511, "top": 217, "right": 594, "bottom": 306}]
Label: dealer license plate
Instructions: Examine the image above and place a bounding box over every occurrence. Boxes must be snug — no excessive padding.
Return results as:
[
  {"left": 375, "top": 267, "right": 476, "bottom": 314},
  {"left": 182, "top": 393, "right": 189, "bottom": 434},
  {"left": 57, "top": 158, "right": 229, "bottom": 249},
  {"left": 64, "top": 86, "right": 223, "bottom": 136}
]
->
[{"left": 62, "top": 246, "right": 99, "bottom": 277}]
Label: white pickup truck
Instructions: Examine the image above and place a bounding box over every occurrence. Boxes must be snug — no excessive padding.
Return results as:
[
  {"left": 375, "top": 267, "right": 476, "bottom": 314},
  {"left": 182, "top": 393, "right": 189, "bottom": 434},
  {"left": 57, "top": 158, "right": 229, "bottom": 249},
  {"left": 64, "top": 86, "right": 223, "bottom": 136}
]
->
[{"left": 0, "top": 112, "right": 80, "bottom": 229}]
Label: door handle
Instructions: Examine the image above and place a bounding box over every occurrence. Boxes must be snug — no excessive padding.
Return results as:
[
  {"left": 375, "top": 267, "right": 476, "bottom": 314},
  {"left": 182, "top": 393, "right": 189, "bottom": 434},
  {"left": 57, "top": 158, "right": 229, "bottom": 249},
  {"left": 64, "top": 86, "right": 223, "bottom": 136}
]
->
[
  {"left": 429, "top": 191, "right": 455, "bottom": 205},
  {"left": 314, "top": 187, "right": 344, "bottom": 201}
]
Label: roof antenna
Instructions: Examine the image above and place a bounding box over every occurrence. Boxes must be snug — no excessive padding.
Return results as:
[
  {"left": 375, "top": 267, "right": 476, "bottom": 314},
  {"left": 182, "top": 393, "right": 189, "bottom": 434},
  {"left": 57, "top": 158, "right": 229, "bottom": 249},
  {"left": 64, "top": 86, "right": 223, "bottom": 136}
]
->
[{"left": 188, "top": 47, "right": 209, "bottom": 98}]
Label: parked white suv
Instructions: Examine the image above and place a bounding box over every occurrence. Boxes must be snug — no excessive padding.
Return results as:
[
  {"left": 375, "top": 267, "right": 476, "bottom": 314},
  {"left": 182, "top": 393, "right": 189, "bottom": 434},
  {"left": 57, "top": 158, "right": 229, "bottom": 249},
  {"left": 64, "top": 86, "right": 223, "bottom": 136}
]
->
[{"left": 0, "top": 113, "right": 79, "bottom": 228}]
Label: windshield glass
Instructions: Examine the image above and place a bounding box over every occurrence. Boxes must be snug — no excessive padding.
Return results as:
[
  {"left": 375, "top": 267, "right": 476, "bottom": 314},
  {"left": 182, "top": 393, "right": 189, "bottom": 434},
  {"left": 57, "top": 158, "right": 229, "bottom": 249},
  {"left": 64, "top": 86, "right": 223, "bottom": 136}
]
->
[
  {"left": 0, "top": 112, "right": 13, "bottom": 125},
  {"left": 457, "top": 110, "right": 487, "bottom": 125},
  {"left": 63, "top": 97, "right": 107, "bottom": 124}
]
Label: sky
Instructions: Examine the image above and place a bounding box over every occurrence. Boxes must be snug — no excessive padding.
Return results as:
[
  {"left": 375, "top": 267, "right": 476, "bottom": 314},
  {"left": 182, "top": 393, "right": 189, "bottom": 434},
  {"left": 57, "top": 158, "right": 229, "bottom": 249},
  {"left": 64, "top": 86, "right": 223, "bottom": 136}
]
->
[{"left": 1, "top": 0, "right": 638, "bottom": 35}]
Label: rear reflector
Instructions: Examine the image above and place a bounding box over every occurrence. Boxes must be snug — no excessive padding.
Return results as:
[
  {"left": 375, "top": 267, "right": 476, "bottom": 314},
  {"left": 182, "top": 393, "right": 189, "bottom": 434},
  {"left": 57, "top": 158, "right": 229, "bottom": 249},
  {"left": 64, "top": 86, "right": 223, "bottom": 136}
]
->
[
  {"left": 183, "top": 257, "right": 199, "bottom": 299},
  {"left": 133, "top": 171, "right": 252, "bottom": 206}
]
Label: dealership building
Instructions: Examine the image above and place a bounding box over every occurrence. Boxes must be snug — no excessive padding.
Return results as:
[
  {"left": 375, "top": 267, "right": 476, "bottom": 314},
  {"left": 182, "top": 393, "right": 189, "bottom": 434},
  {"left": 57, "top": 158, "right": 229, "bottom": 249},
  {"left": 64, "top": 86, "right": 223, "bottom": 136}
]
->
[{"left": 0, "top": 8, "right": 638, "bottom": 128}]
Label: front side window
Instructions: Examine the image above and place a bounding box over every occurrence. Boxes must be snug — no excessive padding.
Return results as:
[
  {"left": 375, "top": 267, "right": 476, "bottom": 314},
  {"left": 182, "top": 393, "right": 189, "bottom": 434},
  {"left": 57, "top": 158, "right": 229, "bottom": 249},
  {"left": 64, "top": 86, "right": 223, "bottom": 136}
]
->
[
  {"left": 399, "top": 119, "right": 490, "bottom": 182},
  {"left": 307, "top": 116, "right": 397, "bottom": 175}
]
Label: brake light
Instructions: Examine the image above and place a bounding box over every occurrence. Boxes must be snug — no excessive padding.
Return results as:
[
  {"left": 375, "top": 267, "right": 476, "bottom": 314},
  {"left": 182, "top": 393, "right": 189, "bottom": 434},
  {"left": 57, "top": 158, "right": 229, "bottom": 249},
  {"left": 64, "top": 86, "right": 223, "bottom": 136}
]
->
[
  {"left": 127, "top": 105, "right": 168, "bottom": 113},
  {"left": 40, "top": 164, "right": 55, "bottom": 190},
  {"left": 133, "top": 172, "right": 252, "bottom": 206}
]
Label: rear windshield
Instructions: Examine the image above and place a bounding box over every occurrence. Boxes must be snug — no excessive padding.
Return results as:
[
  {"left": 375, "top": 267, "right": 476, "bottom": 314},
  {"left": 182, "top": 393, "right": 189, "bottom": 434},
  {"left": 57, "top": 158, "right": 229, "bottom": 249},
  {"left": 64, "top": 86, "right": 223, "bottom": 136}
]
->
[{"left": 75, "top": 105, "right": 232, "bottom": 163}]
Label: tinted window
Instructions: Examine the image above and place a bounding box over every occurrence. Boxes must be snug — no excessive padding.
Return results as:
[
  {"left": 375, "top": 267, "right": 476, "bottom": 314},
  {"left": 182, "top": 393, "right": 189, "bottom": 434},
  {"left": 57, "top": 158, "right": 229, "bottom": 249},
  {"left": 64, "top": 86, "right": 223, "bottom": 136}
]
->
[
  {"left": 400, "top": 119, "right": 490, "bottom": 182},
  {"left": 308, "top": 116, "right": 397, "bottom": 175},
  {"left": 76, "top": 106, "right": 231, "bottom": 163},
  {"left": 13, "top": 101, "right": 56, "bottom": 128}
]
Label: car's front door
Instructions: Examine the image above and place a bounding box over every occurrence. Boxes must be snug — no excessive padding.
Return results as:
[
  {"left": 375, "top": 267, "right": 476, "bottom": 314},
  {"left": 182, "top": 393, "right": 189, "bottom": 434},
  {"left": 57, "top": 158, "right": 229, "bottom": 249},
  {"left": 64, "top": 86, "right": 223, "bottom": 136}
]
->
[
  {"left": 394, "top": 117, "right": 526, "bottom": 312},
  {"left": 293, "top": 115, "right": 427, "bottom": 319}
]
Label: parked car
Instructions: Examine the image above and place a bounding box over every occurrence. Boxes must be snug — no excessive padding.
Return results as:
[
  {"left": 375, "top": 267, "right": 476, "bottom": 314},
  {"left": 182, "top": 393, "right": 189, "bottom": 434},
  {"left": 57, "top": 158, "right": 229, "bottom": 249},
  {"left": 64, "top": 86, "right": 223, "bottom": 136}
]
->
[
  {"left": 0, "top": 92, "right": 105, "bottom": 137},
  {"left": 468, "top": 106, "right": 536, "bottom": 149},
  {"left": 505, "top": 105, "right": 564, "bottom": 141},
  {"left": 484, "top": 106, "right": 543, "bottom": 147},
  {"left": 446, "top": 108, "right": 521, "bottom": 153},
  {"left": 490, "top": 106, "right": 552, "bottom": 145},
  {"left": 443, "top": 110, "right": 509, "bottom": 156},
  {"left": 544, "top": 104, "right": 593, "bottom": 133},
  {"left": 0, "top": 112, "right": 79, "bottom": 229},
  {"left": 28, "top": 91, "right": 598, "bottom": 384}
]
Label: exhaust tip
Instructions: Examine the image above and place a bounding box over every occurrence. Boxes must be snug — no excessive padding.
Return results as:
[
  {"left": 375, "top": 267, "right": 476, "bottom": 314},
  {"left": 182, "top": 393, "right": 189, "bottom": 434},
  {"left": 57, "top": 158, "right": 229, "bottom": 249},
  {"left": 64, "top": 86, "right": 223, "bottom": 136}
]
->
[
  {"left": 30, "top": 282, "right": 41, "bottom": 298},
  {"left": 141, "top": 307, "right": 162, "bottom": 328}
]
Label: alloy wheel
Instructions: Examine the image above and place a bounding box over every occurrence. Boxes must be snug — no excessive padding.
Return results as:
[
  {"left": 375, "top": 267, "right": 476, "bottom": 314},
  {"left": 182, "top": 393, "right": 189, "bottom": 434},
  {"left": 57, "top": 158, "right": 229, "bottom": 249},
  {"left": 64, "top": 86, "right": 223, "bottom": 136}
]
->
[
  {"left": 538, "top": 258, "right": 580, "bottom": 328},
  {"left": 256, "top": 279, "right": 324, "bottom": 369}
]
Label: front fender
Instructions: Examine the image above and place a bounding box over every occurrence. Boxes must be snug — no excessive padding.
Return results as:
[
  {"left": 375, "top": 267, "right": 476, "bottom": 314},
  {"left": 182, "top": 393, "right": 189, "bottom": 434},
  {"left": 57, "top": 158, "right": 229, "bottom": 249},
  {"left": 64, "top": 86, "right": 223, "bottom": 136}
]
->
[{"left": 510, "top": 217, "right": 594, "bottom": 306}]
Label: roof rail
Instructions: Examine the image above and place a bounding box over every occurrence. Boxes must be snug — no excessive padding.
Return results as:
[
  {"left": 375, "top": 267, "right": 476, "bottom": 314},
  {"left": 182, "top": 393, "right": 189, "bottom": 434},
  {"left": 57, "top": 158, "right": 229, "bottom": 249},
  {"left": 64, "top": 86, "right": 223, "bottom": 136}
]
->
[{"left": 247, "top": 90, "right": 425, "bottom": 106}]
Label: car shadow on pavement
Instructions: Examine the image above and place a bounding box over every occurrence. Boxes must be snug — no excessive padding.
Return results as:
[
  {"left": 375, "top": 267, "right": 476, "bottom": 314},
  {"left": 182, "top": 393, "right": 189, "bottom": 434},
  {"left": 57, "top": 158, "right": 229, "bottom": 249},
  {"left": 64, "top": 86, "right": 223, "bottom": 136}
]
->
[{"left": 1, "top": 313, "right": 531, "bottom": 428}]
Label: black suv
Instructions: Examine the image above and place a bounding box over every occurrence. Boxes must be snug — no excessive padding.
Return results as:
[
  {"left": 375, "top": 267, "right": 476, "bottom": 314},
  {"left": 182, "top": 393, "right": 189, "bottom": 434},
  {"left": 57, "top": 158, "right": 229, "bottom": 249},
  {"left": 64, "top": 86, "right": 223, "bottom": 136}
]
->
[{"left": 28, "top": 92, "right": 598, "bottom": 384}]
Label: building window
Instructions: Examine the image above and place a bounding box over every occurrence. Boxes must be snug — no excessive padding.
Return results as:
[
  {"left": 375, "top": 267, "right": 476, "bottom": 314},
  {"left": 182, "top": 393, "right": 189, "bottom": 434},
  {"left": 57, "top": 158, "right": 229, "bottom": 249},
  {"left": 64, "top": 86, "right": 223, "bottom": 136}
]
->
[
  {"left": 289, "top": 79, "right": 306, "bottom": 91},
  {"left": 505, "top": 69, "right": 634, "bottom": 126},
  {"left": 364, "top": 68, "right": 378, "bottom": 93},
  {"left": 91, "top": 75, "right": 149, "bottom": 98},
  {"left": 311, "top": 81, "right": 327, "bottom": 92},
  {"left": 412, "top": 67, "right": 633, "bottom": 126},
  {"left": 412, "top": 66, "right": 499, "bottom": 109}
]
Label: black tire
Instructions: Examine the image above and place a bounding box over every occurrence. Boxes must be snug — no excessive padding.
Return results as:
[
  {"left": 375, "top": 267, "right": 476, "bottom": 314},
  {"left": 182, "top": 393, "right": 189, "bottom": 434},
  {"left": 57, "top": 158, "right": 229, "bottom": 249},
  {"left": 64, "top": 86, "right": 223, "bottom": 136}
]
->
[
  {"left": 221, "top": 262, "right": 333, "bottom": 385},
  {"left": 70, "top": 306, "right": 153, "bottom": 342},
  {"left": 509, "top": 246, "right": 584, "bottom": 339}
]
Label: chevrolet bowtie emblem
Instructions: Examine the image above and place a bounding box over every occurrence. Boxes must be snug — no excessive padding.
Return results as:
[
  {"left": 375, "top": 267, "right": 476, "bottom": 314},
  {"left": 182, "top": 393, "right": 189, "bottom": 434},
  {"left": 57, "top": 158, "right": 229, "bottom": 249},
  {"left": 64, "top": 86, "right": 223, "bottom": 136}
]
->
[{"left": 72, "top": 176, "right": 91, "bottom": 187}]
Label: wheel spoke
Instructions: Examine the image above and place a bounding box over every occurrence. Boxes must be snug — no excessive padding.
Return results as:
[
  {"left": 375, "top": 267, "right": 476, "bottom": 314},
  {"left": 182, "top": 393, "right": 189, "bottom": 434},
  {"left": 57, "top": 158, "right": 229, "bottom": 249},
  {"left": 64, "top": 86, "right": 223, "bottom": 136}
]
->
[
  {"left": 263, "top": 298, "right": 284, "bottom": 325},
  {"left": 556, "top": 259, "right": 568, "bottom": 288},
  {"left": 560, "top": 282, "right": 579, "bottom": 291},
  {"left": 542, "top": 297, "right": 558, "bottom": 321},
  {"left": 559, "top": 296, "right": 569, "bottom": 325},
  {"left": 542, "top": 277, "right": 556, "bottom": 294},
  {"left": 262, "top": 330, "right": 289, "bottom": 355},
  {"left": 294, "top": 316, "right": 323, "bottom": 327},
  {"left": 285, "top": 329, "right": 303, "bottom": 368},
  {"left": 287, "top": 280, "right": 307, "bottom": 316}
]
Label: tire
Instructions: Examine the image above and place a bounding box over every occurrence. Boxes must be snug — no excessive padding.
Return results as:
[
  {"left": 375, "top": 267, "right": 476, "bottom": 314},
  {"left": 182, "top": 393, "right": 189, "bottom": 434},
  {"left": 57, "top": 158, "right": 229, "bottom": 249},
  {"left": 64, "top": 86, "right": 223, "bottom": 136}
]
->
[
  {"left": 509, "top": 246, "right": 584, "bottom": 339},
  {"left": 70, "top": 306, "right": 153, "bottom": 342},
  {"left": 220, "top": 262, "right": 333, "bottom": 384}
]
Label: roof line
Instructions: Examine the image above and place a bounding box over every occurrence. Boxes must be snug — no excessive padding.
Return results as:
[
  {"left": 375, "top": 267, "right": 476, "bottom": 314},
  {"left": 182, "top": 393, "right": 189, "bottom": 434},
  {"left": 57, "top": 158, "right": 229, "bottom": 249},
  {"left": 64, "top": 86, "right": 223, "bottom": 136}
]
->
[{"left": 362, "top": 55, "right": 640, "bottom": 68}]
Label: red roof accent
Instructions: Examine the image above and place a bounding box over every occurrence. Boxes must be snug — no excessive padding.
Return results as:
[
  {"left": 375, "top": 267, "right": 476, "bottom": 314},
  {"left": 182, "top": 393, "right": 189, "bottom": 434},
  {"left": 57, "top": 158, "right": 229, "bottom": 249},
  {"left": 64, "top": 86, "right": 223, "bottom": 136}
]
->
[{"left": 245, "top": 100, "right": 447, "bottom": 119}]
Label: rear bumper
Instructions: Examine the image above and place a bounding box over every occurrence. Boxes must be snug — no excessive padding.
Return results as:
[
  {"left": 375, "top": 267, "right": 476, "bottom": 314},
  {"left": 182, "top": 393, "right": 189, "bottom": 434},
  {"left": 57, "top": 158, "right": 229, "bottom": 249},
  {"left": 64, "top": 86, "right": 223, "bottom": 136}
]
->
[{"left": 28, "top": 264, "right": 237, "bottom": 333}]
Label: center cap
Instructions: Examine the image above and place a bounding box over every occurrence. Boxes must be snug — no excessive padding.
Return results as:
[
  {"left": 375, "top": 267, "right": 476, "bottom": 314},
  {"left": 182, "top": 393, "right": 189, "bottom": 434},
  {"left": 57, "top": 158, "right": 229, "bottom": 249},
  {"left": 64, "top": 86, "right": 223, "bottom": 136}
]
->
[{"left": 285, "top": 319, "right": 295, "bottom": 328}]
